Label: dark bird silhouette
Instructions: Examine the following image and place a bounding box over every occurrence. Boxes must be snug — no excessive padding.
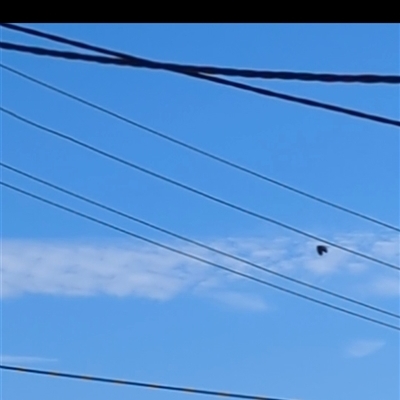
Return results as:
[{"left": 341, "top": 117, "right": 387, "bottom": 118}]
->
[{"left": 316, "top": 245, "right": 328, "bottom": 256}]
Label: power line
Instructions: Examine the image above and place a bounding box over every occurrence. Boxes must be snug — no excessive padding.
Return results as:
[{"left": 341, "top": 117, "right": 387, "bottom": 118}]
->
[
  {"left": 2, "top": 106, "right": 399, "bottom": 272},
  {"left": 1, "top": 40, "right": 399, "bottom": 130},
  {"left": 1, "top": 180, "right": 399, "bottom": 331},
  {"left": 3, "top": 161, "right": 397, "bottom": 320},
  {"left": 1, "top": 25, "right": 399, "bottom": 128},
  {"left": 2, "top": 64, "right": 398, "bottom": 233},
  {"left": 0, "top": 365, "right": 291, "bottom": 400},
  {"left": 1, "top": 39, "right": 399, "bottom": 84}
]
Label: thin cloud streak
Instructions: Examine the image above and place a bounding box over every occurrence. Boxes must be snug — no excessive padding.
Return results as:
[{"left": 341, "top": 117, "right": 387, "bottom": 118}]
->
[
  {"left": 1, "top": 232, "right": 399, "bottom": 308},
  {"left": 345, "top": 340, "right": 385, "bottom": 358}
]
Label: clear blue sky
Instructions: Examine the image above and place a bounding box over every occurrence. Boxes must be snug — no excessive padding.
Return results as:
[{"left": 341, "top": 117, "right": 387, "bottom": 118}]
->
[{"left": 1, "top": 23, "right": 399, "bottom": 400}]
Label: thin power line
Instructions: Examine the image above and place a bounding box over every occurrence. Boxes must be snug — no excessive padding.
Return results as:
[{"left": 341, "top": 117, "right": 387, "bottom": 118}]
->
[
  {"left": 2, "top": 106, "right": 399, "bottom": 272},
  {"left": 1, "top": 39, "right": 399, "bottom": 84},
  {"left": 3, "top": 161, "right": 397, "bottom": 319},
  {"left": 1, "top": 180, "right": 399, "bottom": 331},
  {"left": 2, "top": 63, "right": 398, "bottom": 233},
  {"left": 1, "top": 24, "right": 399, "bottom": 128},
  {"left": 0, "top": 365, "right": 290, "bottom": 400}
]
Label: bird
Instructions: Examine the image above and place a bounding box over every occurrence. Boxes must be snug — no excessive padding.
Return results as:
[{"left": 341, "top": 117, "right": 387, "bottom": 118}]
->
[{"left": 316, "top": 245, "right": 328, "bottom": 256}]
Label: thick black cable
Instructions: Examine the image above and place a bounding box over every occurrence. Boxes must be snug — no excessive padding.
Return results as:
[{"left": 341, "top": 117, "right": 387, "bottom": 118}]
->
[
  {"left": 0, "top": 25, "right": 399, "bottom": 127},
  {"left": 2, "top": 63, "right": 398, "bottom": 233},
  {"left": 2, "top": 107, "right": 399, "bottom": 272},
  {"left": 0, "top": 365, "right": 289, "bottom": 400},
  {"left": 2, "top": 180, "right": 399, "bottom": 331},
  {"left": 1, "top": 39, "right": 399, "bottom": 84},
  {"left": 3, "top": 161, "right": 397, "bottom": 319}
]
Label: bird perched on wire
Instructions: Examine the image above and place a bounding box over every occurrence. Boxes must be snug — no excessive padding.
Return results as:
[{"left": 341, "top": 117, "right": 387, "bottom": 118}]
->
[{"left": 316, "top": 245, "right": 328, "bottom": 256}]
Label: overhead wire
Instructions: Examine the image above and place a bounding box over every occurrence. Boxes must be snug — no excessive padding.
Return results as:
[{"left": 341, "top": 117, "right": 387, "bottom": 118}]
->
[
  {"left": 1, "top": 106, "right": 399, "bottom": 272},
  {"left": 1, "top": 180, "right": 399, "bottom": 331},
  {"left": 1, "top": 63, "right": 398, "bottom": 233},
  {"left": 2, "top": 161, "right": 398, "bottom": 320},
  {"left": 1, "top": 24, "right": 399, "bottom": 128},
  {"left": 1, "top": 40, "right": 399, "bottom": 84},
  {"left": 0, "top": 364, "right": 292, "bottom": 400}
]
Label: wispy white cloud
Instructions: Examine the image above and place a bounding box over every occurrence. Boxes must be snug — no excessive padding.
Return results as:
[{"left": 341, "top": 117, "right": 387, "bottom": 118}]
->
[
  {"left": 209, "top": 291, "right": 268, "bottom": 312},
  {"left": 1, "top": 239, "right": 211, "bottom": 300},
  {"left": 0, "top": 355, "right": 58, "bottom": 365},
  {"left": 345, "top": 340, "right": 385, "bottom": 358},
  {"left": 1, "top": 231, "right": 399, "bottom": 306},
  {"left": 371, "top": 237, "right": 400, "bottom": 260},
  {"left": 368, "top": 276, "right": 400, "bottom": 297}
]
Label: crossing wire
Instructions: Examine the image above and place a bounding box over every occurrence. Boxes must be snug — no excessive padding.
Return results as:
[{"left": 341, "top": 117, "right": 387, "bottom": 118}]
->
[
  {"left": 1, "top": 24, "right": 399, "bottom": 128},
  {"left": 1, "top": 39, "right": 399, "bottom": 83}
]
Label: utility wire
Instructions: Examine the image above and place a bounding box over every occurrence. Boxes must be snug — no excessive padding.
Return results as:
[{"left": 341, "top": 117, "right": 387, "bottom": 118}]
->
[
  {"left": 1, "top": 40, "right": 399, "bottom": 130},
  {"left": 2, "top": 180, "right": 399, "bottom": 331},
  {"left": 0, "top": 365, "right": 292, "bottom": 400},
  {"left": 1, "top": 25, "right": 399, "bottom": 128},
  {"left": 3, "top": 161, "right": 397, "bottom": 319},
  {"left": 1, "top": 39, "right": 399, "bottom": 84},
  {"left": 2, "top": 107, "right": 399, "bottom": 272},
  {"left": 2, "top": 64, "right": 398, "bottom": 233}
]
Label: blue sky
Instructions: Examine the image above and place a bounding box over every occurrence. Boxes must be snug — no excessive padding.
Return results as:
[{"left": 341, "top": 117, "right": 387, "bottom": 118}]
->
[{"left": 1, "top": 23, "right": 399, "bottom": 400}]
